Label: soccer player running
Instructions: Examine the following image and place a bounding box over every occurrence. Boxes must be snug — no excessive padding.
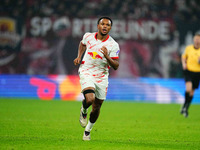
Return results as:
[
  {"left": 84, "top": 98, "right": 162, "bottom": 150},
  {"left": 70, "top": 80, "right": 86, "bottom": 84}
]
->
[
  {"left": 73, "top": 17, "right": 120, "bottom": 140},
  {"left": 180, "top": 33, "right": 200, "bottom": 117}
]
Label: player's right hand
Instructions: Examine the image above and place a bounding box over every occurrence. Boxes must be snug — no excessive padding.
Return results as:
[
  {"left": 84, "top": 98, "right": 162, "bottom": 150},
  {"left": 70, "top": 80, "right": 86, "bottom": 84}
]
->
[
  {"left": 182, "top": 63, "right": 187, "bottom": 70},
  {"left": 74, "top": 58, "right": 80, "bottom": 65}
]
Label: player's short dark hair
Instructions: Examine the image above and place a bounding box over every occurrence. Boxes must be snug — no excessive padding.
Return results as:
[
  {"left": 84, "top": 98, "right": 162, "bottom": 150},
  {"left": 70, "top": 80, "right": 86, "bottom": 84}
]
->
[{"left": 97, "top": 16, "right": 113, "bottom": 26}]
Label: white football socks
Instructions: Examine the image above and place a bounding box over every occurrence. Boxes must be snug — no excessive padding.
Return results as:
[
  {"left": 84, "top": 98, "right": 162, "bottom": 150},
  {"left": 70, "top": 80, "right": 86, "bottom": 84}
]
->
[{"left": 85, "top": 120, "right": 95, "bottom": 132}]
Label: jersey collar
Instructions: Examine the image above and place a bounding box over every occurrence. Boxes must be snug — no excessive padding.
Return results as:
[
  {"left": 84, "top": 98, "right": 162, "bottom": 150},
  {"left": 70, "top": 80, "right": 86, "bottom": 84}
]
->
[{"left": 95, "top": 32, "right": 109, "bottom": 42}]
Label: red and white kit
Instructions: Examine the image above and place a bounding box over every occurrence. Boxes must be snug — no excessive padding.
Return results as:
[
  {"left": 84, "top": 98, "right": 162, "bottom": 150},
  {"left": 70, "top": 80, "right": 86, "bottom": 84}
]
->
[{"left": 79, "top": 32, "right": 120, "bottom": 99}]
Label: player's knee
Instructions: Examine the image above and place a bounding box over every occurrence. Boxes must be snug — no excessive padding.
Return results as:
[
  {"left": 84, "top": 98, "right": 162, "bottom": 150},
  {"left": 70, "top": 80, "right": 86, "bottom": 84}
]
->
[
  {"left": 87, "top": 97, "right": 95, "bottom": 104},
  {"left": 83, "top": 89, "right": 95, "bottom": 103},
  {"left": 186, "top": 88, "right": 193, "bottom": 93}
]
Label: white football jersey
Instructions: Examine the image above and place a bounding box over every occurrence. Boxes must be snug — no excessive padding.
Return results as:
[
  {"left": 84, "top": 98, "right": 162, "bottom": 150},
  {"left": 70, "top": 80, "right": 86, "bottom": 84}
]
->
[{"left": 79, "top": 32, "right": 120, "bottom": 80}]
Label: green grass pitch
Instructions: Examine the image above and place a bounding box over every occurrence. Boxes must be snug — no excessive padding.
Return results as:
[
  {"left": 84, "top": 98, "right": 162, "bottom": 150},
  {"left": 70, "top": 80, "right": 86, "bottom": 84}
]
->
[{"left": 0, "top": 98, "right": 200, "bottom": 150}]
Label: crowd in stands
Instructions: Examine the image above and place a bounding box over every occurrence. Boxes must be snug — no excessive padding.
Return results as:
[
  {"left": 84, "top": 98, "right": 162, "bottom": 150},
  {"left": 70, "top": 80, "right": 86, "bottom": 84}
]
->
[
  {"left": 1, "top": 0, "right": 200, "bottom": 21},
  {"left": 0, "top": 0, "right": 200, "bottom": 77}
]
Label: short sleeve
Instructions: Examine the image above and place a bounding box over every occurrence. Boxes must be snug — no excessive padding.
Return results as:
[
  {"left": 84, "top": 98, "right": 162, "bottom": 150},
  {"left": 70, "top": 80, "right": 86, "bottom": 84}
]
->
[
  {"left": 81, "top": 33, "right": 90, "bottom": 45},
  {"left": 182, "top": 46, "right": 189, "bottom": 59},
  {"left": 110, "top": 43, "right": 120, "bottom": 59}
]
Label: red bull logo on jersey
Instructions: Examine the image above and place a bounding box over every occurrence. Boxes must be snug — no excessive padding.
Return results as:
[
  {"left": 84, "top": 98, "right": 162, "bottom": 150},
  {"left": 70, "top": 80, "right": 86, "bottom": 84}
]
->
[{"left": 88, "top": 52, "right": 103, "bottom": 59}]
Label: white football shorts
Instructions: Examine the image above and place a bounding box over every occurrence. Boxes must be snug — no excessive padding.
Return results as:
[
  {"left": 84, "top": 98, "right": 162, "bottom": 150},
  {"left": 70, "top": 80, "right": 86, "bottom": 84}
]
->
[{"left": 79, "top": 73, "right": 108, "bottom": 100}]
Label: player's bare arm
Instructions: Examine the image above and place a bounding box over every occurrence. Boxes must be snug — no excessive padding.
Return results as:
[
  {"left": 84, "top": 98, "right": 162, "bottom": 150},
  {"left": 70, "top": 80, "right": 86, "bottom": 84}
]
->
[
  {"left": 74, "top": 42, "right": 86, "bottom": 65},
  {"left": 181, "top": 57, "right": 187, "bottom": 70},
  {"left": 100, "top": 46, "right": 119, "bottom": 70}
]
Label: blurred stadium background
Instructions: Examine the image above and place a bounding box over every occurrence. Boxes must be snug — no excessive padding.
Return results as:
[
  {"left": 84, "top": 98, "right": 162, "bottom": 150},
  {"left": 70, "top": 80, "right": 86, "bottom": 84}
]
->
[{"left": 0, "top": 0, "right": 200, "bottom": 103}]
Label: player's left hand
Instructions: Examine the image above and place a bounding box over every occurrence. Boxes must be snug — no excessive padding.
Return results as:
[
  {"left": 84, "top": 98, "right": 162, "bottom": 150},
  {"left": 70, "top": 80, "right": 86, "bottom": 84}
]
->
[{"left": 100, "top": 46, "right": 108, "bottom": 57}]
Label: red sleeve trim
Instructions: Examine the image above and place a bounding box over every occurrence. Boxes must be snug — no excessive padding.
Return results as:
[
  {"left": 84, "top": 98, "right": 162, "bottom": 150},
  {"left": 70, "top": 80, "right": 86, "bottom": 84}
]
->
[
  {"left": 81, "top": 61, "right": 85, "bottom": 64},
  {"left": 111, "top": 57, "right": 119, "bottom": 59}
]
